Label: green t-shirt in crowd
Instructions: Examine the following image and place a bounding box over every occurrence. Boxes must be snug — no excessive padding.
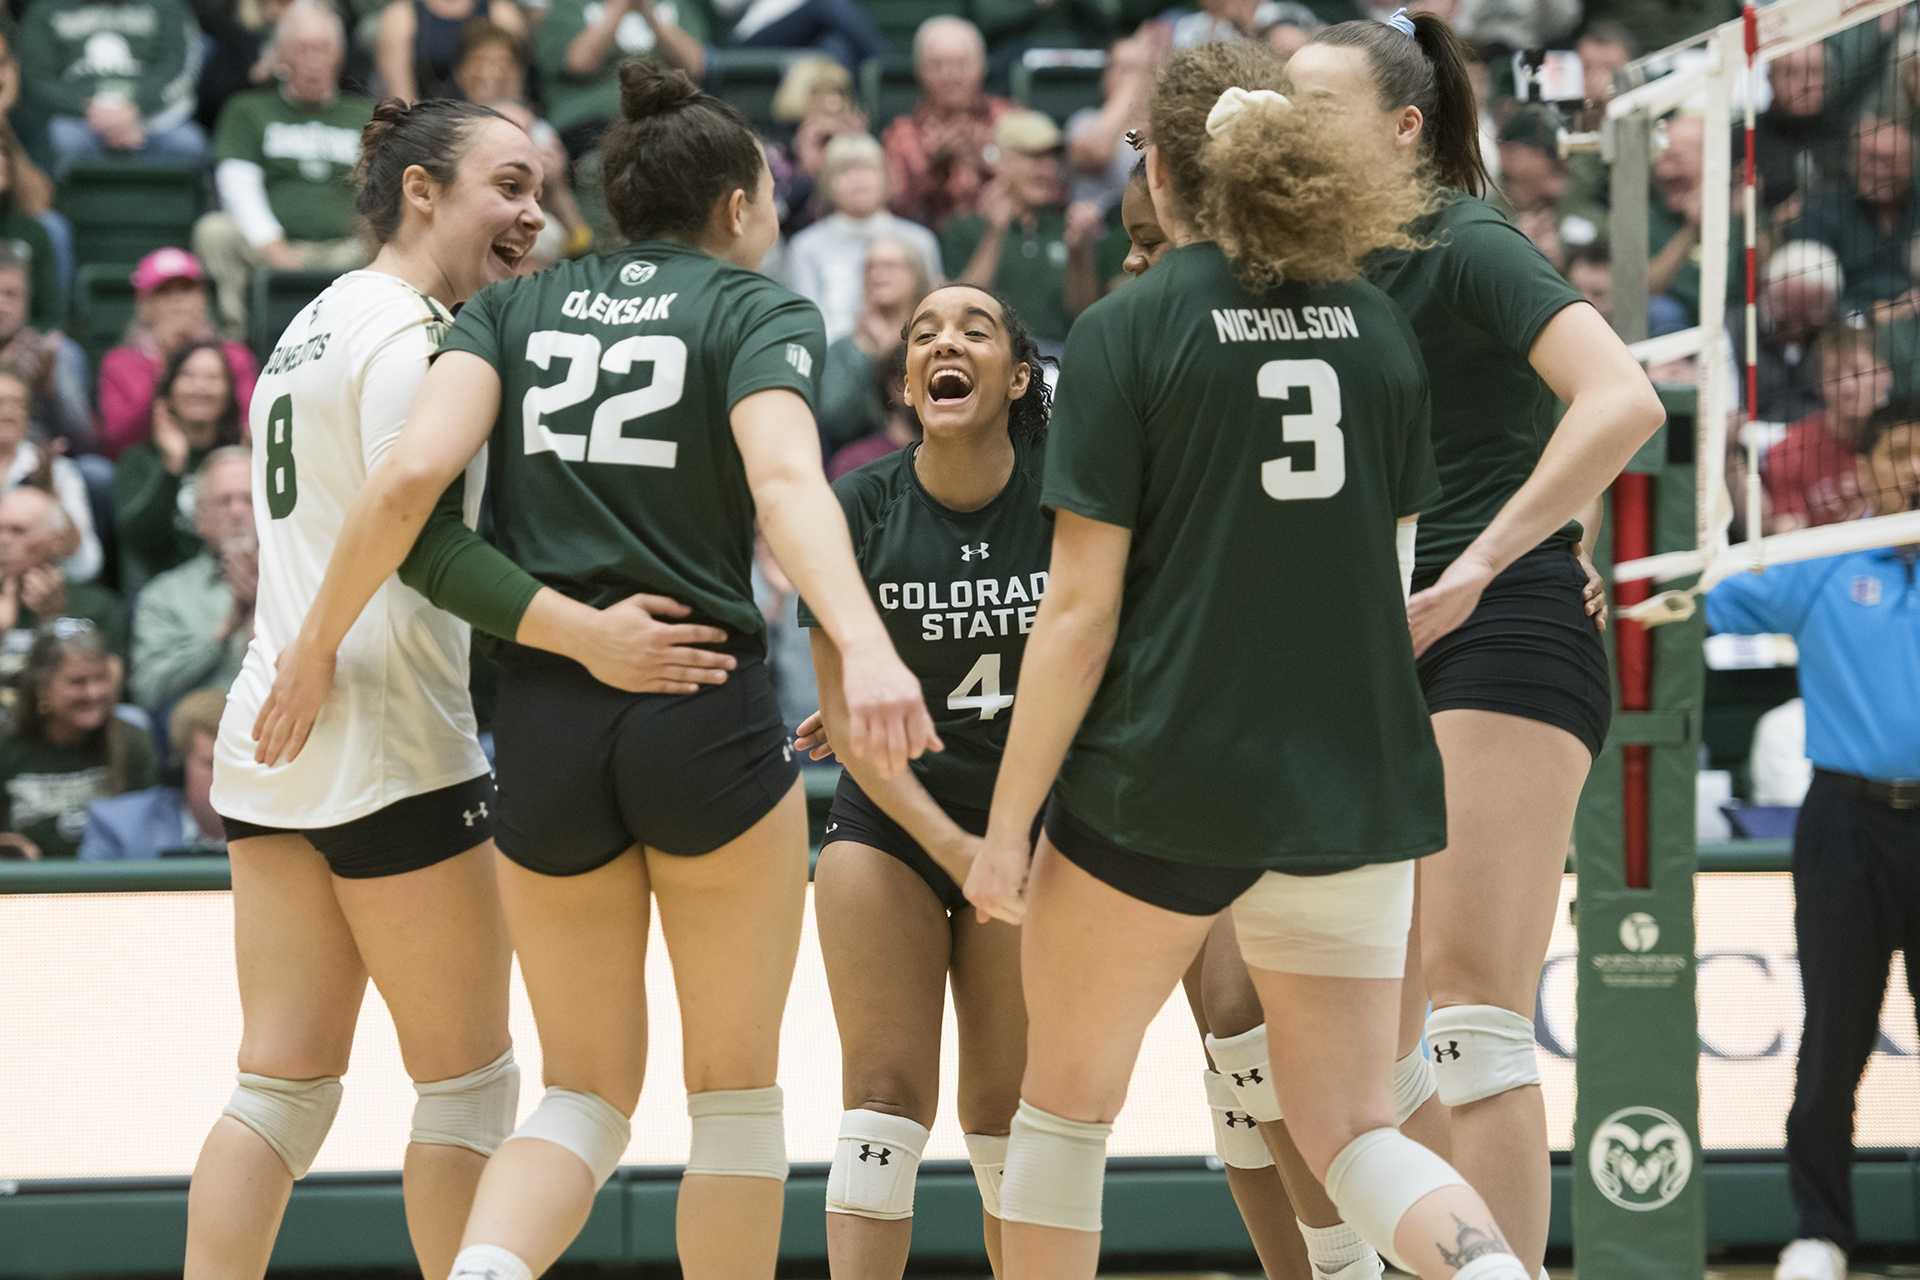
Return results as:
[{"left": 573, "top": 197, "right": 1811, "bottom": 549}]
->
[
  {"left": 533, "top": 0, "right": 714, "bottom": 136},
  {"left": 213, "top": 89, "right": 373, "bottom": 245},
  {"left": 0, "top": 584, "right": 129, "bottom": 683},
  {"left": 114, "top": 442, "right": 212, "bottom": 586},
  {"left": 0, "top": 725, "right": 157, "bottom": 858},
  {"left": 940, "top": 209, "right": 1075, "bottom": 346},
  {"left": 18, "top": 0, "right": 200, "bottom": 123},
  {"left": 437, "top": 240, "right": 825, "bottom": 659},
  {"left": 1366, "top": 194, "right": 1586, "bottom": 583},
  {"left": 1043, "top": 241, "right": 1445, "bottom": 871},
  {"left": 798, "top": 440, "right": 1052, "bottom": 811}
]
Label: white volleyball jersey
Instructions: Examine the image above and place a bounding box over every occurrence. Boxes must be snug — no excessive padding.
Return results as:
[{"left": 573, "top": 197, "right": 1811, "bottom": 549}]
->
[{"left": 213, "top": 271, "right": 491, "bottom": 828}]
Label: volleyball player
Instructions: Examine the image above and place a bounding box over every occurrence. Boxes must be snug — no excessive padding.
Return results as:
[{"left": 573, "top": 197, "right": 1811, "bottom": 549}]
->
[
  {"left": 963, "top": 40, "right": 1531, "bottom": 1280},
  {"left": 249, "top": 61, "right": 935, "bottom": 1280},
  {"left": 1281, "top": 12, "right": 1664, "bottom": 1271},
  {"left": 198, "top": 100, "right": 732, "bottom": 1280}
]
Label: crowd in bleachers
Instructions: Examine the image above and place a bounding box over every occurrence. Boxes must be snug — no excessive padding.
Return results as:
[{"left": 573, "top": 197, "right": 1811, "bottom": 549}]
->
[{"left": 1, "top": 0, "right": 1911, "bottom": 861}]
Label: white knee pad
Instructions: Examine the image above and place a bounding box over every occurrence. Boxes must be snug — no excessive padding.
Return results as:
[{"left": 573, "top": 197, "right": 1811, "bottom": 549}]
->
[
  {"left": 514, "top": 1087, "right": 632, "bottom": 1187},
  {"left": 963, "top": 1132, "right": 1009, "bottom": 1217},
  {"left": 1204, "top": 1024, "right": 1283, "bottom": 1123},
  {"left": 1324, "top": 1127, "right": 1467, "bottom": 1274},
  {"left": 1426, "top": 1005, "right": 1541, "bottom": 1106},
  {"left": 222, "top": 1072, "right": 343, "bottom": 1179},
  {"left": 826, "top": 1109, "right": 928, "bottom": 1220},
  {"left": 411, "top": 1049, "right": 520, "bottom": 1156},
  {"left": 686, "top": 1085, "right": 788, "bottom": 1181},
  {"left": 1203, "top": 1069, "right": 1273, "bottom": 1170},
  {"left": 1391, "top": 1048, "right": 1438, "bottom": 1127},
  {"left": 997, "top": 1101, "right": 1111, "bottom": 1233}
]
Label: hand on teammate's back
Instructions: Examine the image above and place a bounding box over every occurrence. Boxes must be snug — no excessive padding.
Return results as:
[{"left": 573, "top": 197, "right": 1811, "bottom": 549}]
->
[
  {"left": 573, "top": 593, "right": 737, "bottom": 695},
  {"left": 1577, "top": 549, "right": 1609, "bottom": 632},
  {"left": 1406, "top": 550, "right": 1497, "bottom": 658},
  {"left": 838, "top": 642, "right": 940, "bottom": 778}
]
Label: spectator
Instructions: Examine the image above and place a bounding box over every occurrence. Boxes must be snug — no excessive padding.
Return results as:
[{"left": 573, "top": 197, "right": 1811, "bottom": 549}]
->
[
  {"left": 534, "top": 0, "right": 709, "bottom": 158},
  {"left": 817, "top": 236, "right": 930, "bottom": 451},
  {"left": 375, "top": 0, "right": 527, "bottom": 103},
  {"left": 1514, "top": 206, "right": 1568, "bottom": 273},
  {"left": 0, "top": 622, "right": 156, "bottom": 860},
  {"left": 1066, "top": 29, "right": 1162, "bottom": 214},
  {"left": 715, "top": 0, "right": 887, "bottom": 71},
  {"left": 0, "top": 144, "right": 62, "bottom": 336},
  {"left": 80, "top": 687, "right": 228, "bottom": 860},
  {"left": 882, "top": 16, "right": 1014, "bottom": 230},
  {"left": 114, "top": 340, "right": 246, "bottom": 586},
  {"left": 451, "top": 18, "right": 532, "bottom": 104},
  {"left": 786, "top": 134, "right": 942, "bottom": 341},
  {"left": 1765, "top": 324, "right": 1885, "bottom": 532},
  {"left": 940, "top": 110, "right": 1103, "bottom": 349},
  {"left": 0, "top": 246, "right": 94, "bottom": 457},
  {"left": 1577, "top": 20, "right": 1636, "bottom": 114},
  {"left": 99, "top": 249, "right": 260, "bottom": 460},
  {"left": 0, "top": 368, "right": 103, "bottom": 584},
  {"left": 826, "top": 344, "right": 918, "bottom": 479},
  {"left": 1648, "top": 111, "right": 1708, "bottom": 330},
  {"left": 1453, "top": 0, "right": 1579, "bottom": 54},
  {"left": 1171, "top": 0, "right": 1259, "bottom": 48},
  {"left": 1258, "top": 3, "right": 1323, "bottom": 60},
  {"left": 1757, "top": 42, "right": 1846, "bottom": 217},
  {"left": 0, "top": 23, "right": 61, "bottom": 246},
  {"left": 765, "top": 56, "right": 869, "bottom": 235},
  {"left": 1785, "top": 113, "right": 1920, "bottom": 312},
  {"left": 1704, "top": 412, "right": 1920, "bottom": 1280},
  {"left": 1567, "top": 239, "right": 1614, "bottom": 322},
  {"left": 19, "top": 0, "right": 210, "bottom": 178},
  {"left": 1745, "top": 240, "right": 1843, "bottom": 427},
  {"left": 0, "top": 488, "right": 125, "bottom": 683},
  {"left": 193, "top": 0, "right": 374, "bottom": 339},
  {"left": 194, "top": 0, "right": 293, "bottom": 135},
  {"left": 129, "top": 448, "right": 253, "bottom": 716}
]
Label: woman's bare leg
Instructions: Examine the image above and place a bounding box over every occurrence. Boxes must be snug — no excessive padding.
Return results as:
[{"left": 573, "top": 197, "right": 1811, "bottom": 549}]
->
[{"left": 949, "top": 904, "right": 1027, "bottom": 1276}]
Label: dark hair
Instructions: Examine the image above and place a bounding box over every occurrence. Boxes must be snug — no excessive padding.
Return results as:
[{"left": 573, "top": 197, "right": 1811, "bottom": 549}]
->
[
  {"left": 456, "top": 19, "right": 525, "bottom": 68},
  {"left": 1127, "top": 154, "right": 1148, "bottom": 184},
  {"left": 12, "top": 623, "right": 138, "bottom": 795},
  {"left": 1858, "top": 400, "right": 1919, "bottom": 454},
  {"left": 1813, "top": 321, "right": 1880, "bottom": 376},
  {"left": 354, "top": 97, "right": 510, "bottom": 243},
  {"left": 1566, "top": 238, "right": 1611, "bottom": 271},
  {"left": 896, "top": 284, "right": 1052, "bottom": 444},
  {"left": 159, "top": 339, "right": 243, "bottom": 446},
  {"left": 1310, "top": 11, "right": 1492, "bottom": 198},
  {"left": 600, "top": 60, "right": 766, "bottom": 244},
  {"left": 1578, "top": 20, "right": 1640, "bottom": 57}
]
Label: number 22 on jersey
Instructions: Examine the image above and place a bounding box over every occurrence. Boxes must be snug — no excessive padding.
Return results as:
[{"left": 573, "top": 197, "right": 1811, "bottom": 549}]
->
[{"left": 522, "top": 330, "right": 688, "bottom": 467}]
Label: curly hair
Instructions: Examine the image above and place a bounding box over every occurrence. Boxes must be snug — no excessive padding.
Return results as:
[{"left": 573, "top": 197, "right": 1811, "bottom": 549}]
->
[
  {"left": 896, "top": 285, "right": 1052, "bottom": 444},
  {"left": 1149, "top": 42, "right": 1435, "bottom": 289}
]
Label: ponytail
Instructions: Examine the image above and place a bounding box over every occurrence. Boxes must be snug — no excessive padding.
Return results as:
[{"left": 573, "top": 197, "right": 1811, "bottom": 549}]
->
[{"left": 1311, "top": 9, "right": 1491, "bottom": 198}]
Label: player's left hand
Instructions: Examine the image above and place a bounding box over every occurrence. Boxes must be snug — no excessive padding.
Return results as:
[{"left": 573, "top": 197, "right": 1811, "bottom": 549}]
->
[
  {"left": 1406, "top": 550, "right": 1496, "bottom": 658},
  {"left": 964, "top": 831, "right": 1029, "bottom": 926},
  {"left": 1577, "top": 548, "right": 1608, "bottom": 632},
  {"left": 252, "top": 640, "right": 336, "bottom": 766},
  {"left": 792, "top": 710, "right": 834, "bottom": 761}
]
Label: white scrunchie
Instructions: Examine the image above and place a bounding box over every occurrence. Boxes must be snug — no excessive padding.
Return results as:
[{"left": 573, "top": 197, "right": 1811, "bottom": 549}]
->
[{"left": 1205, "top": 86, "right": 1291, "bottom": 138}]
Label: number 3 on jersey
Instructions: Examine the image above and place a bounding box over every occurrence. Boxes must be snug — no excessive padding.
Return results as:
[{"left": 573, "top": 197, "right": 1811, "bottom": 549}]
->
[
  {"left": 947, "top": 652, "right": 1014, "bottom": 720},
  {"left": 523, "top": 330, "right": 687, "bottom": 467},
  {"left": 1258, "top": 358, "right": 1345, "bottom": 501},
  {"left": 265, "top": 393, "right": 297, "bottom": 518}
]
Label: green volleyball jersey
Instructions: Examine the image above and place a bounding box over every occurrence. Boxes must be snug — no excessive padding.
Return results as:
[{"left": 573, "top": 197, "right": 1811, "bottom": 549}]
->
[
  {"left": 1044, "top": 242, "right": 1445, "bottom": 872},
  {"left": 798, "top": 441, "right": 1051, "bottom": 810},
  {"left": 1366, "top": 195, "right": 1587, "bottom": 584},
  {"left": 437, "top": 242, "right": 826, "bottom": 659}
]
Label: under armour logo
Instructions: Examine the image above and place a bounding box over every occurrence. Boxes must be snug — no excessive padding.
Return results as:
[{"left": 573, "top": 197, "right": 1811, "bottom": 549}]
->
[
  {"left": 463, "top": 803, "right": 489, "bottom": 828},
  {"left": 961, "top": 543, "right": 990, "bottom": 561},
  {"left": 858, "top": 1144, "right": 891, "bottom": 1165},
  {"left": 1224, "top": 1111, "right": 1258, "bottom": 1129},
  {"left": 1433, "top": 1040, "right": 1461, "bottom": 1062},
  {"left": 1231, "top": 1068, "right": 1263, "bottom": 1088}
]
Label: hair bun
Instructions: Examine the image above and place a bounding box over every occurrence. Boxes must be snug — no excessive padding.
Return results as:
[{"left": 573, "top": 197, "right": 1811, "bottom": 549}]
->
[{"left": 619, "top": 59, "right": 701, "bottom": 122}]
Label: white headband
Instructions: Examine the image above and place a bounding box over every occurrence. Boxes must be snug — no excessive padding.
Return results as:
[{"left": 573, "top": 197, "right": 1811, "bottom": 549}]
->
[{"left": 1206, "top": 86, "right": 1291, "bottom": 138}]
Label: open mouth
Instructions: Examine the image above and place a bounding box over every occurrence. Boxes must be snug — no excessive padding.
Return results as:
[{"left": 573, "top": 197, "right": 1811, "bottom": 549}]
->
[
  {"left": 490, "top": 238, "right": 528, "bottom": 272},
  {"left": 927, "top": 367, "right": 974, "bottom": 404}
]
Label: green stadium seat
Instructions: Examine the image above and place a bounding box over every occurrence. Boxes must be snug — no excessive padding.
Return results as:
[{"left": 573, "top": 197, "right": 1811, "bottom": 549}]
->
[
  {"left": 71, "top": 263, "right": 138, "bottom": 376},
  {"left": 708, "top": 48, "right": 813, "bottom": 134},
  {"left": 55, "top": 161, "right": 204, "bottom": 275},
  {"left": 1012, "top": 49, "right": 1108, "bottom": 126},
  {"left": 860, "top": 53, "right": 922, "bottom": 138},
  {"left": 249, "top": 268, "right": 336, "bottom": 362}
]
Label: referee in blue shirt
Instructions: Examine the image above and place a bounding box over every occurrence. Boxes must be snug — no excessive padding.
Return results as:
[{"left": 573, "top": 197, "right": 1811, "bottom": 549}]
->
[{"left": 1706, "top": 406, "right": 1920, "bottom": 1280}]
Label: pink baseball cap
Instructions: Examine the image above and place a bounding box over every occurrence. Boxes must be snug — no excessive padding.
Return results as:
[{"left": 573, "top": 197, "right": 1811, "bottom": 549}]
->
[{"left": 131, "top": 247, "right": 206, "bottom": 295}]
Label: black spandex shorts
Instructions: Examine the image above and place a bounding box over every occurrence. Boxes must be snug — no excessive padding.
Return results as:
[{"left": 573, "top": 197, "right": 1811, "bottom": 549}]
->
[
  {"left": 1044, "top": 799, "right": 1264, "bottom": 916},
  {"left": 820, "top": 772, "right": 1044, "bottom": 915},
  {"left": 490, "top": 655, "right": 797, "bottom": 875},
  {"left": 220, "top": 772, "right": 495, "bottom": 879},
  {"left": 1415, "top": 544, "right": 1612, "bottom": 758}
]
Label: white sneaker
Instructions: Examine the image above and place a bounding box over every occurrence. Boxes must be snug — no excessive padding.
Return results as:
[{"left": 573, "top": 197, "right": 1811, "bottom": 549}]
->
[
  {"left": 1317, "top": 1256, "right": 1386, "bottom": 1280},
  {"left": 1775, "top": 1237, "right": 1847, "bottom": 1280}
]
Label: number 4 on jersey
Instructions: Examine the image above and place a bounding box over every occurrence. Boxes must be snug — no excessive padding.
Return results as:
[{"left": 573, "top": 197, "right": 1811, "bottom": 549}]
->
[{"left": 947, "top": 652, "right": 1014, "bottom": 720}]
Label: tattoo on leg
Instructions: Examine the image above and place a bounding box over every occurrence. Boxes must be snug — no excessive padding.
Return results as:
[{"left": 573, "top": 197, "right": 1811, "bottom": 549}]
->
[{"left": 1436, "top": 1213, "right": 1509, "bottom": 1269}]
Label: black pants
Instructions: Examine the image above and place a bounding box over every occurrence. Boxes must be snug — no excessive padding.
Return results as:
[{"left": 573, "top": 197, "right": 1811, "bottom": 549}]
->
[{"left": 1786, "top": 770, "right": 1920, "bottom": 1250}]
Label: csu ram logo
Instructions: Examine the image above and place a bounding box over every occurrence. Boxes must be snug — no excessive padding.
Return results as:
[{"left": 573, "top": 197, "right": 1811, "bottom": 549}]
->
[
  {"left": 620, "top": 260, "right": 658, "bottom": 286},
  {"left": 1588, "top": 1105, "right": 1693, "bottom": 1212}
]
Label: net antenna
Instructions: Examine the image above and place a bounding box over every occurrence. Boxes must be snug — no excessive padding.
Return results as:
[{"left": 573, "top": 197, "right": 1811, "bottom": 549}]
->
[{"left": 1603, "top": 0, "right": 1920, "bottom": 623}]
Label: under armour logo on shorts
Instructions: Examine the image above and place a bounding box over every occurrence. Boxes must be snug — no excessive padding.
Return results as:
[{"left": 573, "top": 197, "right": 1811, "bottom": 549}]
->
[
  {"left": 961, "top": 543, "right": 990, "bottom": 561},
  {"left": 1231, "top": 1068, "right": 1263, "bottom": 1088},
  {"left": 1433, "top": 1040, "right": 1462, "bottom": 1062},
  {"left": 858, "top": 1144, "right": 891, "bottom": 1165},
  {"left": 1224, "top": 1111, "right": 1258, "bottom": 1129},
  {"left": 463, "top": 803, "right": 489, "bottom": 828}
]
